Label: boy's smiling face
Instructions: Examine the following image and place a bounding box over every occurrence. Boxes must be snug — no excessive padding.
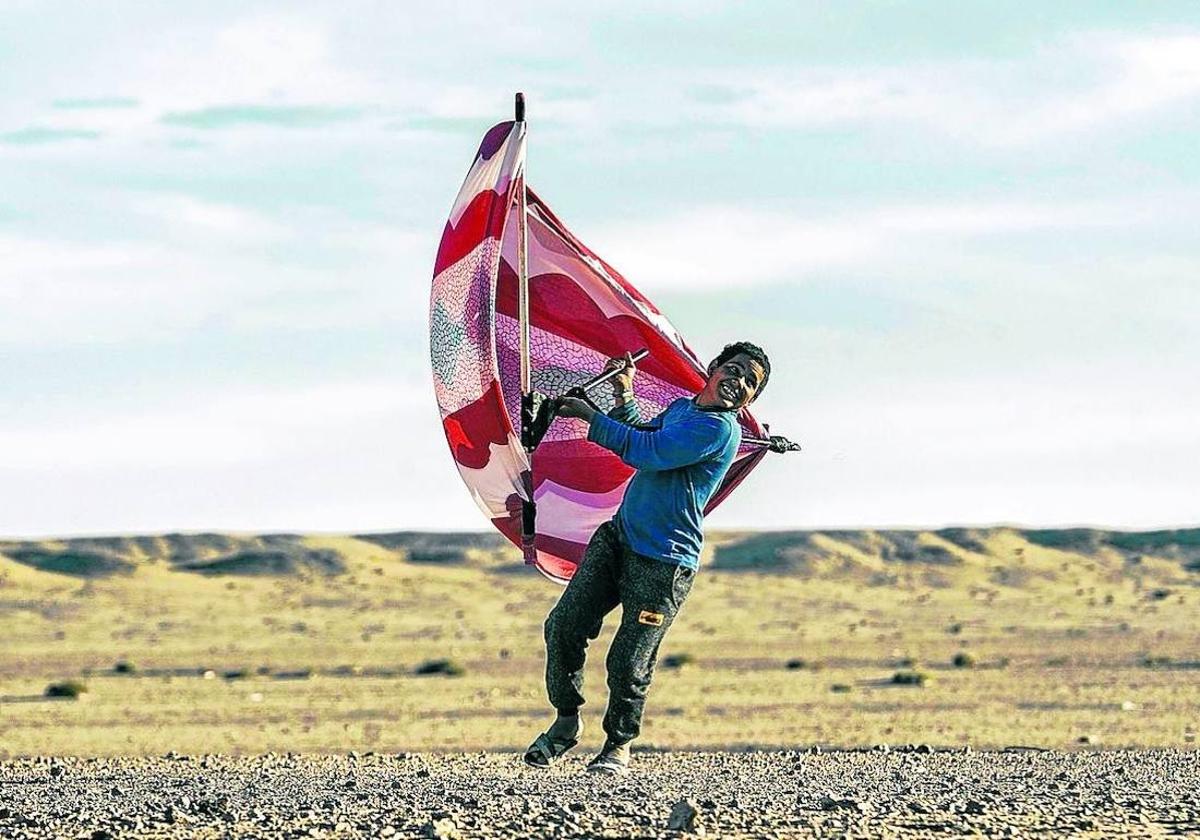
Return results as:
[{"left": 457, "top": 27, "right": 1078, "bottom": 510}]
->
[{"left": 695, "top": 352, "right": 765, "bottom": 410}]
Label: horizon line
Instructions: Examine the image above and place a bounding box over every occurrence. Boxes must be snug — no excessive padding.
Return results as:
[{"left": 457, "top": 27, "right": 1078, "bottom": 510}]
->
[{"left": 4, "top": 520, "right": 1198, "bottom": 542}]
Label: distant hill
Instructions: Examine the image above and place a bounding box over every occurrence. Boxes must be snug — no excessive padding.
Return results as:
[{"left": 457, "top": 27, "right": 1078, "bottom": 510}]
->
[
  {"left": 704, "top": 527, "right": 1200, "bottom": 591},
  {"left": 0, "top": 531, "right": 519, "bottom": 578},
  {"left": 0, "top": 533, "right": 343, "bottom": 578},
  {"left": 1, "top": 527, "right": 1198, "bottom": 588}
]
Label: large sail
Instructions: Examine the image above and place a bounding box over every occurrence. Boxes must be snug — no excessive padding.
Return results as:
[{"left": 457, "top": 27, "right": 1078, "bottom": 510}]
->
[{"left": 430, "top": 120, "right": 768, "bottom": 583}]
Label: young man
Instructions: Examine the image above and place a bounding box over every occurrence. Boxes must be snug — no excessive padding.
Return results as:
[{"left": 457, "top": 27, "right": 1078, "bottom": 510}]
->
[{"left": 523, "top": 341, "right": 770, "bottom": 774}]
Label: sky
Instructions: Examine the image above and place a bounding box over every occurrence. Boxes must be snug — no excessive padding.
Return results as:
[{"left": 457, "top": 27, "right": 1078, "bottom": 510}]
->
[{"left": 2, "top": 1, "right": 1198, "bottom": 537}]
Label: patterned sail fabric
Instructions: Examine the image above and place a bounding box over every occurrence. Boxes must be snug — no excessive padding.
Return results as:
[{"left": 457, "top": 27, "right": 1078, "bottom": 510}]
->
[{"left": 431, "top": 120, "right": 768, "bottom": 583}]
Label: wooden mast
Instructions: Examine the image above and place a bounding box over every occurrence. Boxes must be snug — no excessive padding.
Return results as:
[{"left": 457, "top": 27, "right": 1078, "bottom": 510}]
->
[{"left": 514, "top": 92, "right": 537, "bottom": 563}]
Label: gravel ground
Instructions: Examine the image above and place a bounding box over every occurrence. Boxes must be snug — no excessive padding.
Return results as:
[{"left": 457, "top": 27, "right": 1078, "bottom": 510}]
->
[{"left": 1, "top": 748, "right": 1197, "bottom": 838}]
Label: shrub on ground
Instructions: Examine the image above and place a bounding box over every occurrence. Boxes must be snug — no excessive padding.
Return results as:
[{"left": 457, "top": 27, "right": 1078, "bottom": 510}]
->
[
  {"left": 45, "top": 680, "right": 87, "bottom": 698},
  {"left": 414, "top": 659, "right": 465, "bottom": 677}
]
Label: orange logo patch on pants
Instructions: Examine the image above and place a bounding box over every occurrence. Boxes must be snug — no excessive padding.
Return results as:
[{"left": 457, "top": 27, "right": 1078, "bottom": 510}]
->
[{"left": 637, "top": 610, "right": 664, "bottom": 626}]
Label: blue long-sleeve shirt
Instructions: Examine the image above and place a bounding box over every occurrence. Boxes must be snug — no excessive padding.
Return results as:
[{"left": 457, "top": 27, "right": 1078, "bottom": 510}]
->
[{"left": 586, "top": 397, "right": 740, "bottom": 570}]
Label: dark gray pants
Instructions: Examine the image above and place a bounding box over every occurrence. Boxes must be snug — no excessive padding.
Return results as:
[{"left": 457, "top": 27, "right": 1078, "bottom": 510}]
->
[{"left": 543, "top": 520, "right": 695, "bottom": 745}]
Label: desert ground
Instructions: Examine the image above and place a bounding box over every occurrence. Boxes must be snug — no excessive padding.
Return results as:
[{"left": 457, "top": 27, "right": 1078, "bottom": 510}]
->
[
  {"left": 1, "top": 527, "right": 1197, "bottom": 836},
  {"left": 3, "top": 749, "right": 1199, "bottom": 838}
]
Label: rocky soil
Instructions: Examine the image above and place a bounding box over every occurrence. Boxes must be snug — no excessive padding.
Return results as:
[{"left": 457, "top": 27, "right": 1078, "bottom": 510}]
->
[{"left": 1, "top": 748, "right": 1196, "bottom": 838}]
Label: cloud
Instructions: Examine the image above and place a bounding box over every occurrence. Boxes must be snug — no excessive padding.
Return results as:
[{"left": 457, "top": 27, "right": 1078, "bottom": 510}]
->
[
  {"left": 132, "top": 195, "right": 291, "bottom": 240},
  {"left": 1, "top": 126, "right": 102, "bottom": 145},
  {"left": 0, "top": 233, "right": 229, "bottom": 347},
  {"left": 134, "top": 13, "right": 380, "bottom": 113},
  {"left": 0, "top": 378, "right": 416, "bottom": 472},
  {"left": 167, "top": 138, "right": 209, "bottom": 150},
  {"left": 592, "top": 198, "right": 1152, "bottom": 289},
  {"left": 0, "top": 12, "right": 389, "bottom": 151},
  {"left": 0, "top": 372, "right": 473, "bottom": 537},
  {"left": 694, "top": 32, "right": 1200, "bottom": 146},
  {"left": 0, "top": 231, "right": 281, "bottom": 347},
  {"left": 0, "top": 207, "right": 432, "bottom": 347},
  {"left": 160, "top": 104, "right": 367, "bottom": 130},
  {"left": 770, "top": 367, "right": 1200, "bottom": 531},
  {"left": 52, "top": 97, "right": 139, "bottom": 110},
  {"left": 0, "top": 233, "right": 152, "bottom": 273},
  {"left": 220, "top": 222, "right": 430, "bottom": 331},
  {"left": 1073, "top": 34, "right": 1200, "bottom": 120}
]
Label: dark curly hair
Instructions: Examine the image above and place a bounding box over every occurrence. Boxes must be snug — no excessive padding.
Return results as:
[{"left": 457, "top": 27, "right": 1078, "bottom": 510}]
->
[{"left": 710, "top": 341, "right": 770, "bottom": 397}]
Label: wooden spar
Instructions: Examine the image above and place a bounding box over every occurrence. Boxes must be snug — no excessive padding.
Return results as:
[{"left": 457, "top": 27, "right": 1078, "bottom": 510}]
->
[
  {"left": 742, "top": 434, "right": 801, "bottom": 451},
  {"left": 578, "top": 348, "right": 649, "bottom": 393},
  {"left": 515, "top": 92, "right": 537, "bottom": 563},
  {"left": 516, "top": 93, "right": 530, "bottom": 397}
]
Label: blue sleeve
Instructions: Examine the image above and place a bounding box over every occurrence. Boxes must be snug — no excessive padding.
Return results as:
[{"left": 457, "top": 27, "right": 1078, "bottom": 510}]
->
[
  {"left": 588, "top": 410, "right": 732, "bottom": 470},
  {"left": 606, "top": 400, "right": 642, "bottom": 425}
]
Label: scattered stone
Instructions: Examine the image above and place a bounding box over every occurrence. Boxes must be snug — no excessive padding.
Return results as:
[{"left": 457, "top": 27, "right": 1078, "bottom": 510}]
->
[
  {"left": 422, "top": 816, "right": 461, "bottom": 839},
  {"left": 0, "top": 750, "right": 1196, "bottom": 837},
  {"left": 549, "top": 803, "right": 580, "bottom": 827},
  {"left": 819, "top": 795, "right": 861, "bottom": 811},
  {"left": 668, "top": 798, "right": 702, "bottom": 832}
]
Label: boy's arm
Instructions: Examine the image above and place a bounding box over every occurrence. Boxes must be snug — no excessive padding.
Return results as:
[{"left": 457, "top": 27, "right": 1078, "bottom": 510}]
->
[
  {"left": 586, "top": 410, "right": 731, "bottom": 471},
  {"left": 604, "top": 353, "right": 641, "bottom": 424},
  {"left": 606, "top": 394, "right": 643, "bottom": 425}
]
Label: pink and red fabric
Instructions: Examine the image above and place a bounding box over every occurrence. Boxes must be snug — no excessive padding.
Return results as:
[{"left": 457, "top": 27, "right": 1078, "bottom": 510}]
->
[{"left": 430, "top": 121, "right": 767, "bottom": 583}]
